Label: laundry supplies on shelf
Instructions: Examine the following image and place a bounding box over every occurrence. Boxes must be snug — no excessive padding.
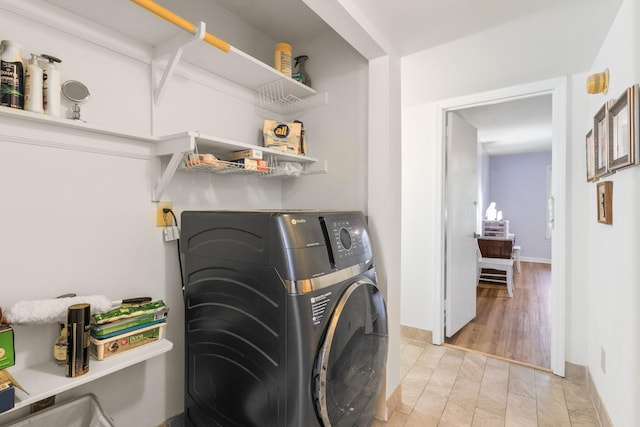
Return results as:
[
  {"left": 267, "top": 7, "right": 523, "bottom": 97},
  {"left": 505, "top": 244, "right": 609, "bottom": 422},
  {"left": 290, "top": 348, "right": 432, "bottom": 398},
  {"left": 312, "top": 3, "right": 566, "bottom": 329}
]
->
[
  {"left": 89, "top": 300, "right": 168, "bottom": 360},
  {"left": 263, "top": 120, "right": 304, "bottom": 154}
]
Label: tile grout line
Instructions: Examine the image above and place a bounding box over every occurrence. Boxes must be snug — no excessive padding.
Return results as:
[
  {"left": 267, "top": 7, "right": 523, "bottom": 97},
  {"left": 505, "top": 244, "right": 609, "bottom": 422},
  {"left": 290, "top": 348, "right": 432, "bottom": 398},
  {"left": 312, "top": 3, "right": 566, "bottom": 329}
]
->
[
  {"left": 403, "top": 344, "right": 429, "bottom": 417},
  {"left": 468, "top": 353, "right": 489, "bottom": 426}
]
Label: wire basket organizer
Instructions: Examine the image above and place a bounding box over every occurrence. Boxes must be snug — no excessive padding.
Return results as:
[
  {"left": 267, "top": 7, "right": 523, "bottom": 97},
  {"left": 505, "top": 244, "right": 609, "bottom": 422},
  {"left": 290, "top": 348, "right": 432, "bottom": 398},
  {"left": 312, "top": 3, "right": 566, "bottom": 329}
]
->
[
  {"left": 180, "top": 152, "right": 306, "bottom": 177},
  {"left": 256, "top": 80, "right": 327, "bottom": 121}
]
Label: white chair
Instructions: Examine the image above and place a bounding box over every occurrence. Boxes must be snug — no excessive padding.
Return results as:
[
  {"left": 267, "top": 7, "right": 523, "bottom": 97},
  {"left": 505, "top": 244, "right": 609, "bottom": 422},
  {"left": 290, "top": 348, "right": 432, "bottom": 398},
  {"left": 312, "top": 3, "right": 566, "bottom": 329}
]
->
[
  {"left": 477, "top": 242, "right": 515, "bottom": 298},
  {"left": 512, "top": 245, "right": 521, "bottom": 273}
]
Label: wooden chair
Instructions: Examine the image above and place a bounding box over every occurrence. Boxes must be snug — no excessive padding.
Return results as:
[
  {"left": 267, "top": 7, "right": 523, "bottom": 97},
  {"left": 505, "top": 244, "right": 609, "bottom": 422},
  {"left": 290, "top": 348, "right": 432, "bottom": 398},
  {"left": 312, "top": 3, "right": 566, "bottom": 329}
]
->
[{"left": 477, "top": 238, "right": 514, "bottom": 297}]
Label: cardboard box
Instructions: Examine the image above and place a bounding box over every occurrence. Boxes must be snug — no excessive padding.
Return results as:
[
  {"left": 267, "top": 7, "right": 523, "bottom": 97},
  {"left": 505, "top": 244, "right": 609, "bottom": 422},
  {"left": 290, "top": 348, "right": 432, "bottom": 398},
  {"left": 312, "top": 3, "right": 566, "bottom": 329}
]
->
[
  {"left": 0, "top": 326, "right": 15, "bottom": 371},
  {"left": 232, "top": 158, "right": 269, "bottom": 171},
  {"left": 90, "top": 322, "right": 165, "bottom": 360},
  {"left": 219, "top": 149, "right": 263, "bottom": 161},
  {"left": 0, "top": 381, "right": 14, "bottom": 414},
  {"left": 263, "top": 120, "right": 303, "bottom": 155}
]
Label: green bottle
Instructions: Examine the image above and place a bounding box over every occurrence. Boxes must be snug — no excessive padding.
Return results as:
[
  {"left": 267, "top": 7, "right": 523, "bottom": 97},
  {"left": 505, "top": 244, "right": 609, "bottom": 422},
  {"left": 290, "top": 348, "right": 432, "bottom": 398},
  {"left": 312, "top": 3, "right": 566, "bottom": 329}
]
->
[{"left": 293, "top": 55, "right": 311, "bottom": 87}]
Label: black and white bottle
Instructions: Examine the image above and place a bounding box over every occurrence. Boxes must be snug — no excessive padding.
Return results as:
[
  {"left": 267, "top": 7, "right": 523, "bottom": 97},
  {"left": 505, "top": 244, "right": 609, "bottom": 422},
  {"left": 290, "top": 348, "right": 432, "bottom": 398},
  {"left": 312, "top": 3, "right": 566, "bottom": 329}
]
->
[
  {"left": 0, "top": 40, "right": 25, "bottom": 110},
  {"left": 41, "top": 54, "right": 62, "bottom": 117}
]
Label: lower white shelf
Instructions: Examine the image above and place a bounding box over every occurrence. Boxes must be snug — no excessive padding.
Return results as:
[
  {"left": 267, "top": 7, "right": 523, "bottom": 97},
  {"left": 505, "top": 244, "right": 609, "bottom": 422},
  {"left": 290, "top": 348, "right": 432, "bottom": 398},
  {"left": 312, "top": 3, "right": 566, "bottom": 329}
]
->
[{"left": 4, "top": 338, "right": 173, "bottom": 413}]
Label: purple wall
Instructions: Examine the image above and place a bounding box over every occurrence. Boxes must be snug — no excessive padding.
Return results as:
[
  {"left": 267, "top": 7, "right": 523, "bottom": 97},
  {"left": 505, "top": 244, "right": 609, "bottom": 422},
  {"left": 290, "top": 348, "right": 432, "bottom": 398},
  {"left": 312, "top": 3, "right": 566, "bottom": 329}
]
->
[{"left": 489, "top": 151, "right": 552, "bottom": 261}]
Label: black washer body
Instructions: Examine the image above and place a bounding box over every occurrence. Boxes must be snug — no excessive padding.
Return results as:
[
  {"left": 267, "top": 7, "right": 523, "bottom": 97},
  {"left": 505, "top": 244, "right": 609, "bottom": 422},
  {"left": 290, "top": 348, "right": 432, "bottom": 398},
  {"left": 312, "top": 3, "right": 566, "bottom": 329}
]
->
[{"left": 180, "top": 210, "right": 388, "bottom": 427}]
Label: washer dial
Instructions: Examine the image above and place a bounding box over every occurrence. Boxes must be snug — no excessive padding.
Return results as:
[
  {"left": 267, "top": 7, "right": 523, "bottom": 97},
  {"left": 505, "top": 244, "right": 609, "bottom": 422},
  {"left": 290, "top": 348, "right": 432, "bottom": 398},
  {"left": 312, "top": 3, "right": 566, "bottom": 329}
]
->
[{"left": 339, "top": 228, "right": 352, "bottom": 250}]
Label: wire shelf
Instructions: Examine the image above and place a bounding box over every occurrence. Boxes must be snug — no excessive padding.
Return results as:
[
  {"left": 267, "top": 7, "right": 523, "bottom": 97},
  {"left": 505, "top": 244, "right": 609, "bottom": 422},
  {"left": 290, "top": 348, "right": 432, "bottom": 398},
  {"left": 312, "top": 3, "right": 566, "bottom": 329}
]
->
[
  {"left": 257, "top": 80, "right": 325, "bottom": 121},
  {"left": 180, "top": 153, "right": 306, "bottom": 177}
]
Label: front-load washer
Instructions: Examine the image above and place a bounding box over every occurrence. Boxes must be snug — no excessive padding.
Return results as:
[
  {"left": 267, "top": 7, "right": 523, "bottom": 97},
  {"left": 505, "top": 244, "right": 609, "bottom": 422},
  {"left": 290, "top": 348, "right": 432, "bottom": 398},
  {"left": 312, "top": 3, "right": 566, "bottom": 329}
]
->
[{"left": 180, "top": 210, "right": 388, "bottom": 427}]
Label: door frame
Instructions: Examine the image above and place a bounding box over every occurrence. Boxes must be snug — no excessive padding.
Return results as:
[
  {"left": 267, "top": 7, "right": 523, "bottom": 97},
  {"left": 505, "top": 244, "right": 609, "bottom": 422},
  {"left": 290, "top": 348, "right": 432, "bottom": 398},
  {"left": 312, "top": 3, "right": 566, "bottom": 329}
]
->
[{"left": 433, "top": 77, "right": 567, "bottom": 377}]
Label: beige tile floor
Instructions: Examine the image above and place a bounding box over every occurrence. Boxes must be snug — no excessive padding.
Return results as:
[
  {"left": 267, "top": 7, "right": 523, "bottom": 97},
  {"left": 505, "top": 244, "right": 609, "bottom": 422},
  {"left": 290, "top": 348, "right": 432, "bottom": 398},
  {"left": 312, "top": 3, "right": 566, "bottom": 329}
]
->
[{"left": 372, "top": 337, "right": 601, "bottom": 427}]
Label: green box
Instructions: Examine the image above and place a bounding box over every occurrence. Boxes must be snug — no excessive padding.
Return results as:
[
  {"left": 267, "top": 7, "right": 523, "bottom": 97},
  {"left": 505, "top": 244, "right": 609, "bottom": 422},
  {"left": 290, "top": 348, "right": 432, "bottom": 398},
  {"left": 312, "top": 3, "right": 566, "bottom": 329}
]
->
[{"left": 0, "top": 327, "right": 15, "bottom": 370}]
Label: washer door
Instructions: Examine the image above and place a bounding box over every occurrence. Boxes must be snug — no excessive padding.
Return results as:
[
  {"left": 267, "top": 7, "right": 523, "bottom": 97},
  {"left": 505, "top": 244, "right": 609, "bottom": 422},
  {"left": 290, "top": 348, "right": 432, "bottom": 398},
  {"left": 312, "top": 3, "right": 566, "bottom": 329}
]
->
[{"left": 313, "top": 279, "right": 388, "bottom": 427}]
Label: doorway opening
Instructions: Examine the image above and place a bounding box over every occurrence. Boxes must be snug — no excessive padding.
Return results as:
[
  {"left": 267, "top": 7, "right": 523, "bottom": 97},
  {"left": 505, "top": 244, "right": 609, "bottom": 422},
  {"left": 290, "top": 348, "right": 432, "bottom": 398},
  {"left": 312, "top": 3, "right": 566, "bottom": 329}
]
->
[
  {"left": 435, "top": 78, "right": 567, "bottom": 376},
  {"left": 445, "top": 95, "right": 553, "bottom": 370}
]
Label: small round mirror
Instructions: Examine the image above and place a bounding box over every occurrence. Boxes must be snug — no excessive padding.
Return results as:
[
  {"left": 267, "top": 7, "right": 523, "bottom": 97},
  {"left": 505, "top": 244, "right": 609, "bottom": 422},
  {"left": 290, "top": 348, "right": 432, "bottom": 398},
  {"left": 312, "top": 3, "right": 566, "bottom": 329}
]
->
[{"left": 61, "top": 80, "right": 90, "bottom": 120}]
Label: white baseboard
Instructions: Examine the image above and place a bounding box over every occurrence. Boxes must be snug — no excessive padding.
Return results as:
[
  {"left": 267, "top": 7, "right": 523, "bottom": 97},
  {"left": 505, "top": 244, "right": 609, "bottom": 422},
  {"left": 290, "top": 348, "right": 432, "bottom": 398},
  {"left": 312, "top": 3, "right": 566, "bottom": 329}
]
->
[
  {"left": 520, "top": 256, "right": 551, "bottom": 264},
  {"left": 565, "top": 362, "right": 613, "bottom": 427}
]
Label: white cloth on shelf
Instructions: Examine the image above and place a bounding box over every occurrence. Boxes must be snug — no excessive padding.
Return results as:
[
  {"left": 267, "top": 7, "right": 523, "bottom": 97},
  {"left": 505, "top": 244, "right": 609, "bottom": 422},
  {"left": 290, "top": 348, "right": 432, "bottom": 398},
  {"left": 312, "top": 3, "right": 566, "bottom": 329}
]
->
[{"left": 5, "top": 295, "right": 113, "bottom": 324}]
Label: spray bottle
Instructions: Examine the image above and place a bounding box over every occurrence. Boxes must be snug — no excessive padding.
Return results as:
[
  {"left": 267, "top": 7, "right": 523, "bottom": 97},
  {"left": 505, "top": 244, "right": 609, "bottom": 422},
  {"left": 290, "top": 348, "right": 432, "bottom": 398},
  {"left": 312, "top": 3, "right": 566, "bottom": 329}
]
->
[
  {"left": 41, "top": 54, "right": 62, "bottom": 117},
  {"left": 0, "top": 40, "right": 25, "bottom": 109},
  {"left": 24, "top": 54, "right": 43, "bottom": 113}
]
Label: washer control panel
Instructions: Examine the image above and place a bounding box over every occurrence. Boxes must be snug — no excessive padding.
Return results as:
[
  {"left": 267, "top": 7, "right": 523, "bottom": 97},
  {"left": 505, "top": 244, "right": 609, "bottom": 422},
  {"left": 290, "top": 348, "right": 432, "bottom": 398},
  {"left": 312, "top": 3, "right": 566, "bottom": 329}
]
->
[
  {"left": 331, "top": 219, "right": 361, "bottom": 259},
  {"left": 320, "top": 213, "right": 372, "bottom": 269}
]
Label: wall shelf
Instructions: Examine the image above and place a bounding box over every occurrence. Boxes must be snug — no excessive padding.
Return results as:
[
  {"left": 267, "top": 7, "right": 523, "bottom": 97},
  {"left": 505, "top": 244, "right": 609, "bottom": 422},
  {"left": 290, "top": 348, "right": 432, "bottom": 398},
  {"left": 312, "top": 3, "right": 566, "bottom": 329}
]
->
[
  {"left": 0, "top": 107, "right": 327, "bottom": 203},
  {"left": 4, "top": 339, "right": 173, "bottom": 415},
  {"left": 151, "top": 17, "right": 327, "bottom": 119},
  {"left": 0, "top": 0, "right": 331, "bottom": 204},
  {"left": 153, "top": 131, "right": 325, "bottom": 202},
  {"left": 0, "top": 106, "right": 152, "bottom": 144}
]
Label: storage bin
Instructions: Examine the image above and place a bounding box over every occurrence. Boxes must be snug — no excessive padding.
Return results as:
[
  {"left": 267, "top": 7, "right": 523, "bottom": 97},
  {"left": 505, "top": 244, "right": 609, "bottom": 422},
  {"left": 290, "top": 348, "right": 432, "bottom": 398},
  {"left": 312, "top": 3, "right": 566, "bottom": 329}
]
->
[
  {"left": 91, "top": 322, "right": 166, "bottom": 360},
  {"left": 6, "top": 393, "right": 114, "bottom": 427}
]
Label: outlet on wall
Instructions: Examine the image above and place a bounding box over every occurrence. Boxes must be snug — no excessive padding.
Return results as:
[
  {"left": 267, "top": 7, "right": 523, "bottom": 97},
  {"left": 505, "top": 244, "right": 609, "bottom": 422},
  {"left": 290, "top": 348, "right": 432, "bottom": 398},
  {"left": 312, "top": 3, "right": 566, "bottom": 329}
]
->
[
  {"left": 156, "top": 202, "right": 173, "bottom": 227},
  {"left": 601, "top": 346, "right": 606, "bottom": 374}
]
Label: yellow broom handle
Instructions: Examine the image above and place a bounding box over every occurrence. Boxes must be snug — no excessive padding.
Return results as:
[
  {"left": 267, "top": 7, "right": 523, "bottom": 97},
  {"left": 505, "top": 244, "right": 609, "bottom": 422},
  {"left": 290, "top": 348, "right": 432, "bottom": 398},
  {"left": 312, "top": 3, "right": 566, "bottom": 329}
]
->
[{"left": 131, "top": 0, "right": 231, "bottom": 53}]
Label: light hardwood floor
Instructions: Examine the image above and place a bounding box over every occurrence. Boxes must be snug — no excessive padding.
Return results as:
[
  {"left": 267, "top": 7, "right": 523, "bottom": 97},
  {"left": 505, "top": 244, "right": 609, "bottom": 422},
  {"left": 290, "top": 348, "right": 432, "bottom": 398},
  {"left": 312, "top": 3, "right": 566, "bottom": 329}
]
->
[{"left": 445, "top": 261, "right": 551, "bottom": 369}]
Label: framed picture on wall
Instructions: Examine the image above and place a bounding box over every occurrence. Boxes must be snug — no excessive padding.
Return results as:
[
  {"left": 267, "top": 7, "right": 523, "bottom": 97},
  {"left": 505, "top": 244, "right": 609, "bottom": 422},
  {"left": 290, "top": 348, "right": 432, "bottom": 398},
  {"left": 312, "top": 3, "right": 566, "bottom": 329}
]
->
[
  {"left": 593, "top": 103, "right": 609, "bottom": 179},
  {"left": 596, "top": 181, "right": 613, "bottom": 225},
  {"left": 607, "top": 85, "right": 638, "bottom": 171},
  {"left": 586, "top": 129, "right": 596, "bottom": 182}
]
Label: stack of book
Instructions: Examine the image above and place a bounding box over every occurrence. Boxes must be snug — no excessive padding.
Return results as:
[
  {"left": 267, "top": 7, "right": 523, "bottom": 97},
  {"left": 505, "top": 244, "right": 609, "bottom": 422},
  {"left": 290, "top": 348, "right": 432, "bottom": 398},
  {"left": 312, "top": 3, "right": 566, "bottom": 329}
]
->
[
  {"left": 90, "top": 299, "right": 168, "bottom": 360},
  {"left": 0, "top": 368, "right": 14, "bottom": 414}
]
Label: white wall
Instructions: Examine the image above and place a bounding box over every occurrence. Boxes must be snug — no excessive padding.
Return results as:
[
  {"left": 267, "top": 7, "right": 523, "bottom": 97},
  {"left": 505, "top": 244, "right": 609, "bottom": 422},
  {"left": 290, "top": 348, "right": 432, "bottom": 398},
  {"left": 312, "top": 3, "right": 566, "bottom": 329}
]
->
[
  {"left": 367, "top": 53, "right": 402, "bottom": 401},
  {"left": 565, "top": 72, "right": 590, "bottom": 367},
  {"left": 0, "top": 3, "right": 370, "bottom": 426},
  {"left": 489, "top": 151, "right": 552, "bottom": 261},
  {"left": 401, "top": 102, "right": 441, "bottom": 331},
  {"left": 281, "top": 30, "right": 370, "bottom": 211},
  {"left": 584, "top": 0, "right": 640, "bottom": 424}
]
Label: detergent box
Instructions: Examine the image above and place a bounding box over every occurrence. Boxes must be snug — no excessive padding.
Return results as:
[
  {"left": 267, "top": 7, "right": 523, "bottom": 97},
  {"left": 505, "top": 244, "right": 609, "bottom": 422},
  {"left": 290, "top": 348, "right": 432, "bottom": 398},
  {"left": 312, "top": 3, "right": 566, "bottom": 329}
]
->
[
  {"left": 263, "top": 120, "right": 303, "bottom": 155},
  {"left": 0, "top": 326, "right": 15, "bottom": 371}
]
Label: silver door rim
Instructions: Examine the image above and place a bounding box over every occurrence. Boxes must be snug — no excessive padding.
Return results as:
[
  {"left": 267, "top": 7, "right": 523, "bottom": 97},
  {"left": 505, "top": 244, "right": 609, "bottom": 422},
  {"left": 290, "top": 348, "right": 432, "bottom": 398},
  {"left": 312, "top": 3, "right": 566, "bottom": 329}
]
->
[{"left": 315, "top": 278, "right": 376, "bottom": 427}]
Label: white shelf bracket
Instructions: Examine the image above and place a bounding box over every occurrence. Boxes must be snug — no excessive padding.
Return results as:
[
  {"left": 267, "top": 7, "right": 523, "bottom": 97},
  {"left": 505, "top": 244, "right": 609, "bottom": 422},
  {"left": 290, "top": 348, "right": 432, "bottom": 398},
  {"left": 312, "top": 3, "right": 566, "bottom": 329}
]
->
[
  {"left": 152, "top": 21, "right": 207, "bottom": 106},
  {"left": 153, "top": 133, "right": 198, "bottom": 201},
  {"left": 153, "top": 151, "right": 187, "bottom": 201}
]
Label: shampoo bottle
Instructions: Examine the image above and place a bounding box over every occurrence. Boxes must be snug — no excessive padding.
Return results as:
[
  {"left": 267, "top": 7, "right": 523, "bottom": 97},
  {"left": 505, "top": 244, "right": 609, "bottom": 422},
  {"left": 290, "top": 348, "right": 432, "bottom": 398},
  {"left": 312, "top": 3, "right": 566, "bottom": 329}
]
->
[
  {"left": 0, "top": 40, "right": 25, "bottom": 109},
  {"left": 41, "top": 54, "right": 62, "bottom": 117},
  {"left": 274, "top": 43, "right": 292, "bottom": 77},
  {"left": 24, "top": 54, "right": 43, "bottom": 113}
]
